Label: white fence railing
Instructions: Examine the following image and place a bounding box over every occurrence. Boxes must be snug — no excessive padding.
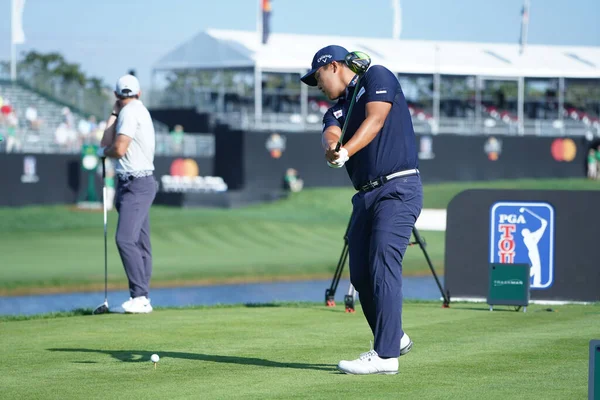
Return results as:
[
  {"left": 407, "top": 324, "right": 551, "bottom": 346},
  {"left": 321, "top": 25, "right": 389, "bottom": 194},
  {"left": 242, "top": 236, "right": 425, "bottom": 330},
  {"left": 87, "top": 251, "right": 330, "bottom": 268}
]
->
[{"left": 0, "top": 131, "right": 214, "bottom": 158}]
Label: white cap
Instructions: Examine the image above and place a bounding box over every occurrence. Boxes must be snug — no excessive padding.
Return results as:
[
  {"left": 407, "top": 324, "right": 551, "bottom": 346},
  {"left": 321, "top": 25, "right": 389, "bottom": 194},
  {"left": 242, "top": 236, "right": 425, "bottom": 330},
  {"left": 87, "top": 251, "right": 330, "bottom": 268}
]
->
[{"left": 115, "top": 74, "right": 140, "bottom": 97}]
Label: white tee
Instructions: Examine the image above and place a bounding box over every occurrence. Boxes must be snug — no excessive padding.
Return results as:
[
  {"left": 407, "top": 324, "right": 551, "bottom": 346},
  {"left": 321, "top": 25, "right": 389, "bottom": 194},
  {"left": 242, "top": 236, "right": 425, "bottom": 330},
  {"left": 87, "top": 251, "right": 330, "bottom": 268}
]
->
[{"left": 115, "top": 99, "right": 155, "bottom": 173}]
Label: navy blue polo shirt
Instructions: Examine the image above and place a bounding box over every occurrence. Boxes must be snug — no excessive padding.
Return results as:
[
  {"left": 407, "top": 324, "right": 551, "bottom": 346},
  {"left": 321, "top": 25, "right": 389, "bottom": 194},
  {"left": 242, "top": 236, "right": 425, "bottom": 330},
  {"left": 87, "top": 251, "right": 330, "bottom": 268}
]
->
[{"left": 322, "top": 65, "right": 418, "bottom": 190}]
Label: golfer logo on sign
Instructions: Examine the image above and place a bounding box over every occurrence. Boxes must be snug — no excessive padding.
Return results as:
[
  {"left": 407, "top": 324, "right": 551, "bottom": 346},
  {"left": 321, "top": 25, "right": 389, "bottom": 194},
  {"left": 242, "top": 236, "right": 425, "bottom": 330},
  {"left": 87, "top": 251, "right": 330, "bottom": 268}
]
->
[
  {"left": 520, "top": 207, "right": 548, "bottom": 287},
  {"left": 490, "top": 202, "right": 555, "bottom": 289}
]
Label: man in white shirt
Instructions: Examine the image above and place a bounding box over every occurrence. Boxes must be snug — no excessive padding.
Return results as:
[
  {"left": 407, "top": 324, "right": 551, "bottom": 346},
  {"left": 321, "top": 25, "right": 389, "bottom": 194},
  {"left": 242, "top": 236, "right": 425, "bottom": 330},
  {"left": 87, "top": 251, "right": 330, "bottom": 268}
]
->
[{"left": 98, "top": 74, "right": 156, "bottom": 313}]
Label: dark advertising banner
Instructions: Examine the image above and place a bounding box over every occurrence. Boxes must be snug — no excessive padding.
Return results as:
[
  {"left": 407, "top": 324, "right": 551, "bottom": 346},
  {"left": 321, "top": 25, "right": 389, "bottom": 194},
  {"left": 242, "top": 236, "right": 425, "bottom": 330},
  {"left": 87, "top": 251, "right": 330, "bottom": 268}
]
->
[
  {"left": 445, "top": 189, "right": 600, "bottom": 302},
  {"left": 214, "top": 125, "right": 588, "bottom": 192},
  {"left": 0, "top": 154, "right": 215, "bottom": 207},
  {"left": 415, "top": 134, "right": 587, "bottom": 182},
  {"left": 0, "top": 132, "right": 591, "bottom": 207},
  {"left": 0, "top": 154, "right": 82, "bottom": 207},
  {"left": 214, "top": 125, "right": 352, "bottom": 191}
]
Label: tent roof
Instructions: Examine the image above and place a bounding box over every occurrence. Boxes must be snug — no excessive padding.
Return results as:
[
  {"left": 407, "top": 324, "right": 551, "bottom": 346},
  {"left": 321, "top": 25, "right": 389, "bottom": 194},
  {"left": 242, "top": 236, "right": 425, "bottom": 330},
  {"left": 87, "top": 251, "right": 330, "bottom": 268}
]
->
[{"left": 154, "top": 29, "right": 600, "bottom": 79}]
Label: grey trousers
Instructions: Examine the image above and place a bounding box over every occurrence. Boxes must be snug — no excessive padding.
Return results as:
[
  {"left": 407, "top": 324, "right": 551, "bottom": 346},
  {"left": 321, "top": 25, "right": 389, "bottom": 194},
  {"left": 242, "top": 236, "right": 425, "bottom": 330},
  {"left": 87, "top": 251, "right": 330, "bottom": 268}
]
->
[{"left": 115, "top": 175, "right": 157, "bottom": 298}]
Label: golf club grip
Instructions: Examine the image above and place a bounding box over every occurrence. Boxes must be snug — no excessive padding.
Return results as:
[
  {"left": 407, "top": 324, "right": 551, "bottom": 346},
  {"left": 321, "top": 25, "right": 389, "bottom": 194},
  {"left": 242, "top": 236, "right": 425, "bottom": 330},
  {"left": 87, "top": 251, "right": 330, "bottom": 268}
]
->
[{"left": 335, "top": 142, "right": 341, "bottom": 152}]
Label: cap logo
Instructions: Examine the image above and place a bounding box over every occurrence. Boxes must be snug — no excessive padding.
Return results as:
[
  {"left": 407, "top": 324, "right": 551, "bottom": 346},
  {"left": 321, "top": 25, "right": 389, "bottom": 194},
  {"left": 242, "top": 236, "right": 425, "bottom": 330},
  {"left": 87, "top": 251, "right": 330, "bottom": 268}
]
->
[{"left": 317, "top": 54, "right": 332, "bottom": 64}]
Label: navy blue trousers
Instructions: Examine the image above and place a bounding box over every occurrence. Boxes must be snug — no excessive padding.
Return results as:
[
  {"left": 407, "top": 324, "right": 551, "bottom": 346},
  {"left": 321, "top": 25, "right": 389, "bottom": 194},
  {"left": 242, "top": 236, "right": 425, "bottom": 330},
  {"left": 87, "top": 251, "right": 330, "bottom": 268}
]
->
[
  {"left": 348, "top": 175, "right": 423, "bottom": 358},
  {"left": 115, "top": 176, "right": 157, "bottom": 298}
]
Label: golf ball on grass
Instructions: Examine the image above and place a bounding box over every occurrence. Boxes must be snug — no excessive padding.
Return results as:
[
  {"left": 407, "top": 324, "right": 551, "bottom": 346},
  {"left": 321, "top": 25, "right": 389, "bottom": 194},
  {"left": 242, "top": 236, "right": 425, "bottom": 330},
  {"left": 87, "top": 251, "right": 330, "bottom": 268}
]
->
[{"left": 151, "top": 354, "right": 159, "bottom": 363}]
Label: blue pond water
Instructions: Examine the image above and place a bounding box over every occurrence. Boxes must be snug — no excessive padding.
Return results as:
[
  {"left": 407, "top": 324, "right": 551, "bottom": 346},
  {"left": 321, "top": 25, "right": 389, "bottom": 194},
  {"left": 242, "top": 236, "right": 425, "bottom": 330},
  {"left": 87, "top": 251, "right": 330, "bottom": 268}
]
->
[{"left": 0, "top": 276, "right": 444, "bottom": 316}]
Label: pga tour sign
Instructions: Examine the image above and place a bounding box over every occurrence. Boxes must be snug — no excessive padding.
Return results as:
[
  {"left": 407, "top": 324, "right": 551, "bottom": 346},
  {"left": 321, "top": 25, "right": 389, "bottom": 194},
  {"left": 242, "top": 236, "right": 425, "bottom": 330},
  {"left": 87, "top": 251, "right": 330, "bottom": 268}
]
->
[{"left": 489, "top": 202, "right": 555, "bottom": 289}]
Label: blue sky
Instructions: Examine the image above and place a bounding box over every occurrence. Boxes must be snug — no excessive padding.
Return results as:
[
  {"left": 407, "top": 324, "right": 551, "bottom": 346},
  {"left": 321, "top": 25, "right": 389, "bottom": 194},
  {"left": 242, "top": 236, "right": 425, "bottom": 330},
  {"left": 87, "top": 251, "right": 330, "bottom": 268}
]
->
[{"left": 1, "top": 0, "right": 598, "bottom": 89}]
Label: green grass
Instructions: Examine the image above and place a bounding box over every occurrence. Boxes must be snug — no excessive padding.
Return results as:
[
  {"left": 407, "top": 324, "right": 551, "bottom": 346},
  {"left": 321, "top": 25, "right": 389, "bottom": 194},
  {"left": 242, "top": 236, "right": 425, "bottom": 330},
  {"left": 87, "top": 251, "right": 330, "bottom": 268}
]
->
[
  {"left": 1, "top": 301, "right": 598, "bottom": 399},
  {"left": 0, "top": 178, "right": 597, "bottom": 294}
]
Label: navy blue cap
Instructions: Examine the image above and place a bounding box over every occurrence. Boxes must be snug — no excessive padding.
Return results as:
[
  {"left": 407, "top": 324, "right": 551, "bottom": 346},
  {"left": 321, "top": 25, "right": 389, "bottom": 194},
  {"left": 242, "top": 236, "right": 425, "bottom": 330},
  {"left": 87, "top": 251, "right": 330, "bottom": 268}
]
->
[{"left": 300, "top": 45, "right": 349, "bottom": 87}]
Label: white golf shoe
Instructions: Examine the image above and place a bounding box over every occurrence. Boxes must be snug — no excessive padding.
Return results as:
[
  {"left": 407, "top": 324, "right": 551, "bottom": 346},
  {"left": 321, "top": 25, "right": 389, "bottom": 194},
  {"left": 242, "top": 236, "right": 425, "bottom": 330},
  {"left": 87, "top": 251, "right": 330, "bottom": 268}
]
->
[
  {"left": 337, "top": 334, "right": 412, "bottom": 375},
  {"left": 121, "top": 297, "right": 133, "bottom": 309},
  {"left": 122, "top": 296, "right": 153, "bottom": 314},
  {"left": 400, "top": 333, "right": 413, "bottom": 356},
  {"left": 337, "top": 349, "right": 398, "bottom": 375}
]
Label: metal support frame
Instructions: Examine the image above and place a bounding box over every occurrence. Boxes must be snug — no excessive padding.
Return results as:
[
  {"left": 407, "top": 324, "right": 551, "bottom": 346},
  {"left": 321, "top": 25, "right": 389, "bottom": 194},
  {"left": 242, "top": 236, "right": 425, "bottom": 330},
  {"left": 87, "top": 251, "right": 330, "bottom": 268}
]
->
[
  {"left": 300, "top": 69, "right": 308, "bottom": 131},
  {"left": 325, "top": 217, "right": 450, "bottom": 311},
  {"left": 254, "top": 65, "right": 262, "bottom": 129}
]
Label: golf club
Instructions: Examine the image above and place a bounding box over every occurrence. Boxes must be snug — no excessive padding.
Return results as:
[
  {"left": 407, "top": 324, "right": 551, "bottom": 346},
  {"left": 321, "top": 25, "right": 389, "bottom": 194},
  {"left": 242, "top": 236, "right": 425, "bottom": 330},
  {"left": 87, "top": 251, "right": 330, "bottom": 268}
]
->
[
  {"left": 520, "top": 207, "right": 543, "bottom": 221},
  {"left": 93, "top": 157, "right": 109, "bottom": 315},
  {"left": 334, "top": 51, "right": 371, "bottom": 152}
]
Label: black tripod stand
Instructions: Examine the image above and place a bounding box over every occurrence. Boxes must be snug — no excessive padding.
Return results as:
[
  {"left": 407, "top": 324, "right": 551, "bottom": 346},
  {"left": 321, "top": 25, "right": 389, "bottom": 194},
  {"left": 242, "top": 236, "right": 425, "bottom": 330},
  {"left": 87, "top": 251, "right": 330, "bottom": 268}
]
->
[{"left": 325, "top": 216, "right": 451, "bottom": 312}]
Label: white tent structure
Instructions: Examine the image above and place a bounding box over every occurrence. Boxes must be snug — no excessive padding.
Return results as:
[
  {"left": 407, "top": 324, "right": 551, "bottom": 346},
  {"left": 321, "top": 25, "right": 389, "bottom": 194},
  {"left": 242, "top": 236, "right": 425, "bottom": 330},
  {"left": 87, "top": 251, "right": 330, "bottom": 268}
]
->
[{"left": 153, "top": 29, "right": 600, "bottom": 134}]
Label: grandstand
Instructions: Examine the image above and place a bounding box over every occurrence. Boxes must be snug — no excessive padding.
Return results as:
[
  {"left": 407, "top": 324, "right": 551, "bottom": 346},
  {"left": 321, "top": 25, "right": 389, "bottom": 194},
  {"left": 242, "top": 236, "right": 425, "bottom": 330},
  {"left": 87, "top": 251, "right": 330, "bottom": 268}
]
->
[
  {"left": 2, "top": 30, "right": 598, "bottom": 156},
  {"left": 150, "top": 29, "right": 600, "bottom": 136},
  {"left": 0, "top": 80, "right": 212, "bottom": 156},
  {"left": 0, "top": 80, "right": 95, "bottom": 153}
]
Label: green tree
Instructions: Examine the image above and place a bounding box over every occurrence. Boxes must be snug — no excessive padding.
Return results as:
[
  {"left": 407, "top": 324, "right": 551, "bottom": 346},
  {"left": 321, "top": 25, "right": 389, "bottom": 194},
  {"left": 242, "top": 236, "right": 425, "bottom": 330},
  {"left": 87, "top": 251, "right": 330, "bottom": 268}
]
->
[{"left": 11, "top": 50, "right": 111, "bottom": 116}]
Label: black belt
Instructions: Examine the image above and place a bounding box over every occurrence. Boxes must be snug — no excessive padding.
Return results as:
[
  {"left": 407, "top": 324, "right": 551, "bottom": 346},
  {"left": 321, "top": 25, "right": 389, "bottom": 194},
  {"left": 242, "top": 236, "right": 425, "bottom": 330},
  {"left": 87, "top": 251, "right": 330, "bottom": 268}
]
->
[{"left": 358, "top": 169, "right": 419, "bottom": 192}]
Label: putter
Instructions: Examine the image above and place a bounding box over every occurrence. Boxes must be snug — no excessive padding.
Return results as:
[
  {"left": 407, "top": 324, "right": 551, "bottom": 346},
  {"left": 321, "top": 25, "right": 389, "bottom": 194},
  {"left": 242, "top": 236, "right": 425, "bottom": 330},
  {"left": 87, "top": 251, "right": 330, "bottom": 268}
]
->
[
  {"left": 335, "top": 51, "right": 372, "bottom": 152},
  {"left": 93, "top": 157, "right": 109, "bottom": 315}
]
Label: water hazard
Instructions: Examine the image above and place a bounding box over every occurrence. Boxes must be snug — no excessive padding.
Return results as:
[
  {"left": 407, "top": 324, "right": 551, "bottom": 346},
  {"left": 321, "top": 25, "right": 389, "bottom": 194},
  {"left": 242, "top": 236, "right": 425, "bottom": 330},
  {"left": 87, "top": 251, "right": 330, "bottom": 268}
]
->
[{"left": 0, "top": 276, "right": 444, "bottom": 316}]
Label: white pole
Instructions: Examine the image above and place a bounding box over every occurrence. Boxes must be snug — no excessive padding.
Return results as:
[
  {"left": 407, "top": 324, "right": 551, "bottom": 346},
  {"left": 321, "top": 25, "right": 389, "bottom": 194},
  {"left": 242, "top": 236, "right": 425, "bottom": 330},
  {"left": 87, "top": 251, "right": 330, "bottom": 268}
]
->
[
  {"left": 519, "top": 0, "right": 530, "bottom": 55},
  {"left": 11, "top": 0, "right": 17, "bottom": 81},
  {"left": 391, "top": 0, "right": 402, "bottom": 40},
  {"left": 257, "top": 0, "right": 263, "bottom": 46},
  {"left": 254, "top": 65, "right": 262, "bottom": 129},
  {"left": 432, "top": 45, "right": 440, "bottom": 134},
  {"left": 300, "top": 70, "right": 308, "bottom": 131},
  {"left": 10, "top": 43, "right": 17, "bottom": 81},
  {"left": 518, "top": 76, "right": 525, "bottom": 135},
  {"left": 10, "top": 0, "right": 26, "bottom": 81},
  {"left": 255, "top": 1, "right": 263, "bottom": 128},
  {"left": 558, "top": 77, "right": 565, "bottom": 135}
]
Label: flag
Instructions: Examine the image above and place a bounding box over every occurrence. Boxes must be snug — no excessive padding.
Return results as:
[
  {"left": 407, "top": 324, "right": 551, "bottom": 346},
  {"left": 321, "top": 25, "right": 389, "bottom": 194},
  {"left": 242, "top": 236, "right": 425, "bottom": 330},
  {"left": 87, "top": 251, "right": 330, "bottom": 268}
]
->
[
  {"left": 519, "top": 0, "right": 530, "bottom": 54},
  {"left": 261, "top": 0, "right": 271, "bottom": 44},
  {"left": 12, "top": 0, "right": 26, "bottom": 45},
  {"left": 391, "top": 0, "right": 402, "bottom": 40}
]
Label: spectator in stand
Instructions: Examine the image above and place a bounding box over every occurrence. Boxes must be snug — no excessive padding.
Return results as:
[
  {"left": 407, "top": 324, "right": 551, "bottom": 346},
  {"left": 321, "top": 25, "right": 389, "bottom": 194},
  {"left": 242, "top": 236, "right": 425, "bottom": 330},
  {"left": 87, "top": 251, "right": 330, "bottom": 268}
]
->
[
  {"left": 1, "top": 101, "right": 12, "bottom": 118},
  {"left": 588, "top": 148, "right": 597, "bottom": 180},
  {"left": 596, "top": 145, "right": 600, "bottom": 180},
  {"left": 78, "top": 117, "right": 92, "bottom": 145},
  {"left": 170, "top": 124, "right": 185, "bottom": 153},
  {"left": 25, "top": 106, "right": 41, "bottom": 130},
  {"left": 88, "top": 115, "right": 98, "bottom": 132},
  {"left": 55, "top": 122, "right": 77, "bottom": 151},
  {"left": 55, "top": 122, "right": 70, "bottom": 150},
  {"left": 283, "top": 168, "right": 304, "bottom": 192},
  {"left": 6, "top": 111, "right": 21, "bottom": 153},
  {"left": 94, "top": 121, "right": 107, "bottom": 144},
  {"left": 62, "top": 107, "right": 75, "bottom": 129}
]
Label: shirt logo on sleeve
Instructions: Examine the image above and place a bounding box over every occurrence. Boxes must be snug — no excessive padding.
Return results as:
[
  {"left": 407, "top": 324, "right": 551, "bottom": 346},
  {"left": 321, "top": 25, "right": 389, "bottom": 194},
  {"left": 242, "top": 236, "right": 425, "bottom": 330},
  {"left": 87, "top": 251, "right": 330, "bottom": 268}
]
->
[
  {"left": 356, "top": 87, "right": 366, "bottom": 102},
  {"left": 333, "top": 110, "right": 343, "bottom": 119}
]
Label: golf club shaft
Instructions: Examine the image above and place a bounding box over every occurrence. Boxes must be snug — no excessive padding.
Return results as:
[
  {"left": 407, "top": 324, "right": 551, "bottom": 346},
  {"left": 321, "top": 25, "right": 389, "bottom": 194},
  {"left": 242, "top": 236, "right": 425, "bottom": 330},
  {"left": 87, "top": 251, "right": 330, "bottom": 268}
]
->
[
  {"left": 523, "top": 208, "right": 543, "bottom": 222},
  {"left": 102, "top": 158, "right": 107, "bottom": 303},
  {"left": 335, "top": 77, "right": 362, "bottom": 152}
]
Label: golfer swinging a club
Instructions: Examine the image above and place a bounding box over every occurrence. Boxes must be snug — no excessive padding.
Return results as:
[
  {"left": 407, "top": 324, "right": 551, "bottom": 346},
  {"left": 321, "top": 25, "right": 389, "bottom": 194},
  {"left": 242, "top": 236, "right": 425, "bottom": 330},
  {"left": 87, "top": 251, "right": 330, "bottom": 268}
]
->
[
  {"left": 301, "top": 46, "right": 422, "bottom": 375},
  {"left": 98, "top": 74, "right": 157, "bottom": 313},
  {"left": 520, "top": 207, "right": 548, "bottom": 287}
]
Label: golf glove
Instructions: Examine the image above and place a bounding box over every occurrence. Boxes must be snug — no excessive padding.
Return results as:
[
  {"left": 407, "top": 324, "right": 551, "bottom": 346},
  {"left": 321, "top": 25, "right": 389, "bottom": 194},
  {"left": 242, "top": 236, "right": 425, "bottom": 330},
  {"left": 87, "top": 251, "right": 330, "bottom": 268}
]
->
[{"left": 327, "top": 148, "right": 349, "bottom": 168}]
